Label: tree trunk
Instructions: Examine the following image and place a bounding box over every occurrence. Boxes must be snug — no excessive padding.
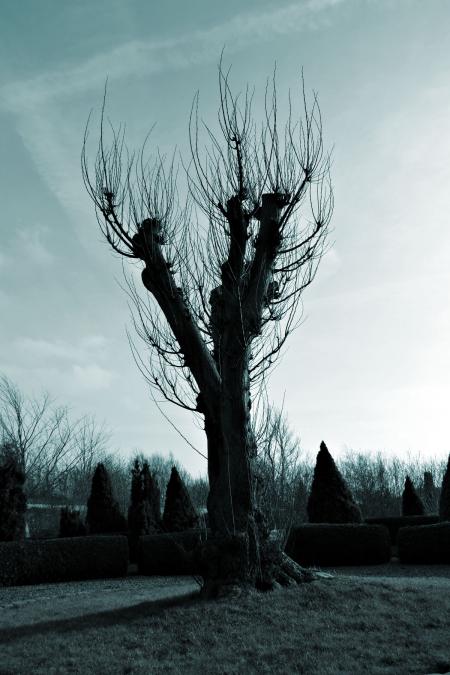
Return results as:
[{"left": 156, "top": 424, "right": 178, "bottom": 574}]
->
[
  {"left": 194, "top": 193, "right": 326, "bottom": 596},
  {"left": 197, "top": 327, "right": 262, "bottom": 595}
]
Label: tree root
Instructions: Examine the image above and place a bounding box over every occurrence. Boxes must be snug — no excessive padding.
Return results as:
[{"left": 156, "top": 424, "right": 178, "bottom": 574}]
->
[{"left": 197, "top": 536, "right": 333, "bottom": 598}]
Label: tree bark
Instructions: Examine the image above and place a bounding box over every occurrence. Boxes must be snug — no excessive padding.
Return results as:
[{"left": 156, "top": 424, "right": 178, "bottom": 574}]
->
[{"left": 196, "top": 194, "right": 318, "bottom": 596}]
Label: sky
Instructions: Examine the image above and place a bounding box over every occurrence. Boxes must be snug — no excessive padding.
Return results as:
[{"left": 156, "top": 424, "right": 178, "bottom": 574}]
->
[{"left": 1, "top": 0, "right": 450, "bottom": 476}]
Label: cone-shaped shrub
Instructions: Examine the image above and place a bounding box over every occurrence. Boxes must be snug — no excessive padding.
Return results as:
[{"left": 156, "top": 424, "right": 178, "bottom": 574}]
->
[
  {"left": 439, "top": 455, "right": 450, "bottom": 521},
  {"left": 128, "top": 459, "right": 148, "bottom": 561},
  {"left": 128, "top": 460, "right": 161, "bottom": 534},
  {"left": 86, "top": 463, "right": 126, "bottom": 534},
  {"left": 59, "top": 507, "right": 87, "bottom": 537},
  {"left": 423, "top": 471, "right": 437, "bottom": 514},
  {"left": 307, "top": 441, "right": 362, "bottom": 523},
  {"left": 130, "top": 459, "right": 143, "bottom": 508},
  {"left": 0, "top": 446, "right": 27, "bottom": 541},
  {"left": 142, "top": 461, "right": 161, "bottom": 529},
  {"left": 402, "top": 475, "right": 425, "bottom": 516},
  {"left": 162, "top": 466, "right": 198, "bottom": 532},
  {"left": 128, "top": 460, "right": 161, "bottom": 560}
]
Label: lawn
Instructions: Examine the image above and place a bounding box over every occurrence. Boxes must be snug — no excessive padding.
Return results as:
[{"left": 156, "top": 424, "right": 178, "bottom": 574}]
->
[{"left": 0, "top": 573, "right": 449, "bottom": 674}]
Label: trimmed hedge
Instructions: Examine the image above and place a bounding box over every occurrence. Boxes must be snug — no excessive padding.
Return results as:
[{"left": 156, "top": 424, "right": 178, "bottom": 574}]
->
[
  {"left": 0, "top": 535, "right": 129, "bottom": 587},
  {"left": 398, "top": 522, "right": 450, "bottom": 564},
  {"left": 138, "top": 530, "right": 205, "bottom": 575},
  {"left": 285, "top": 524, "right": 391, "bottom": 566},
  {"left": 365, "top": 515, "right": 440, "bottom": 544}
]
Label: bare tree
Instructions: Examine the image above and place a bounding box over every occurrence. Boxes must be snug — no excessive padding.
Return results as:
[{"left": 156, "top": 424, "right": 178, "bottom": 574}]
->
[
  {"left": 254, "top": 403, "right": 306, "bottom": 544},
  {"left": 63, "top": 417, "right": 110, "bottom": 503},
  {"left": 339, "top": 450, "right": 445, "bottom": 518},
  {"left": 0, "top": 375, "right": 108, "bottom": 500},
  {"left": 83, "top": 63, "right": 333, "bottom": 594}
]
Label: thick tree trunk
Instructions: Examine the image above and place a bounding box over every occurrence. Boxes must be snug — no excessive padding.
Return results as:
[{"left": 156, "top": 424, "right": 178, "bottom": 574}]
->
[
  {"left": 195, "top": 193, "right": 327, "bottom": 596},
  {"left": 200, "top": 400, "right": 326, "bottom": 596},
  {"left": 198, "top": 338, "right": 262, "bottom": 595}
]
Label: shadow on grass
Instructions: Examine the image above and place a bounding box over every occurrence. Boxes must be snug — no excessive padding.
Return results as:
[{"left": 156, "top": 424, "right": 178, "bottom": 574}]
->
[{"left": 0, "top": 589, "right": 202, "bottom": 645}]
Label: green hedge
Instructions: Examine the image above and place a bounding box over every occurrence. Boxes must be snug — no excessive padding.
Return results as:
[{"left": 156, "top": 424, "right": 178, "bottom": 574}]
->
[
  {"left": 285, "top": 524, "right": 391, "bottom": 566},
  {"left": 398, "top": 522, "right": 450, "bottom": 564},
  {"left": 138, "top": 530, "right": 205, "bottom": 575},
  {"left": 365, "top": 515, "right": 440, "bottom": 544},
  {"left": 0, "top": 535, "right": 129, "bottom": 587}
]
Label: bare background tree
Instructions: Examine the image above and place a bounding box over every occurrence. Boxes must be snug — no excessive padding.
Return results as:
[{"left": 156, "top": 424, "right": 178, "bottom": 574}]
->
[
  {"left": 254, "top": 402, "right": 309, "bottom": 545},
  {"left": 83, "top": 62, "right": 333, "bottom": 594},
  {"left": 0, "top": 375, "right": 109, "bottom": 502},
  {"left": 339, "top": 450, "right": 444, "bottom": 517}
]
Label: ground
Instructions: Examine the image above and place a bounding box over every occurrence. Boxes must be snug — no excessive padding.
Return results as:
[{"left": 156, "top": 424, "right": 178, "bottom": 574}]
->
[{"left": 0, "top": 564, "right": 449, "bottom": 674}]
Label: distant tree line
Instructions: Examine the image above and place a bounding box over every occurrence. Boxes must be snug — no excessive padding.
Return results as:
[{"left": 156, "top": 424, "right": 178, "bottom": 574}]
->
[{"left": 1, "top": 375, "right": 449, "bottom": 546}]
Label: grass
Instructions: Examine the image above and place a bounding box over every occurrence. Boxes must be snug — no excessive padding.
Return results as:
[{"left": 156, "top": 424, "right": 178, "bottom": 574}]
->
[{"left": 0, "top": 576, "right": 449, "bottom": 674}]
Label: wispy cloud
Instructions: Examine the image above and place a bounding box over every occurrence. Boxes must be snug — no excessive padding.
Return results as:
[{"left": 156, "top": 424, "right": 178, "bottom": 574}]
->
[
  {"left": 72, "top": 364, "right": 116, "bottom": 390},
  {"left": 14, "top": 336, "right": 116, "bottom": 390},
  {"left": 0, "top": 0, "right": 349, "bottom": 254},
  {"left": 16, "top": 335, "right": 109, "bottom": 362},
  {"left": 0, "top": 0, "right": 346, "bottom": 112},
  {"left": 16, "top": 225, "right": 54, "bottom": 266},
  {"left": 4, "top": 0, "right": 444, "bottom": 291}
]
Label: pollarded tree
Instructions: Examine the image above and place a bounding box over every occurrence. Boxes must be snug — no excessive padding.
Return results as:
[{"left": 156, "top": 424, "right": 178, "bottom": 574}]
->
[
  {"left": 401, "top": 475, "right": 425, "bottom": 516},
  {"left": 82, "top": 63, "right": 333, "bottom": 595},
  {"left": 439, "top": 455, "right": 450, "bottom": 521},
  {"left": 307, "top": 442, "right": 362, "bottom": 524}
]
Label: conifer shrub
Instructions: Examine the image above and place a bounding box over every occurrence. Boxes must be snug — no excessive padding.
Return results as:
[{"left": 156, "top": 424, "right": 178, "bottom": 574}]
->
[
  {"left": 86, "top": 463, "right": 127, "bottom": 534},
  {"left": 128, "top": 459, "right": 161, "bottom": 561},
  {"left": 439, "top": 455, "right": 450, "bottom": 521},
  {"left": 402, "top": 475, "right": 425, "bottom": 516},
  {"left": 138, "top": 530, "right": 204, "bottom": 575},
  {"left": 307, "top": 442, "right": 362, "bottom": 523},
  {"left": 128, "top": 459, "right": 147, "bottom": 561},
  {"left": 59, "top": 507, "right": 86, "bottom": 538},
  {"left": 0, "top": 446, "right": 27, "bottom": 542},
  {"left": 365, "top": 515, "right": 440, "bottom": 544},
  {"left": 142, "top": 461, "right": 161, "bottom": 527},
  {"left": 162, "top": 467, "right": 199, "bottom": 532},
  {"left": 285, "top": 523, "right": 391, "bottom": 566},
  {"left": 398, "top": 522, "right": 450, "bottom": 564},
  {"left": 423, "top": 471, "right": 438, "bottom": 514},
  {"left": 0, "top": 535, "right": 129, "bottom": 586}
]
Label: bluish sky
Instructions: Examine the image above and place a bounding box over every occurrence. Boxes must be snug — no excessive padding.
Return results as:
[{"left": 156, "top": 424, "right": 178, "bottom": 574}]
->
[{"left": 1, "top": 0, "right": 450, "bottom": 476}]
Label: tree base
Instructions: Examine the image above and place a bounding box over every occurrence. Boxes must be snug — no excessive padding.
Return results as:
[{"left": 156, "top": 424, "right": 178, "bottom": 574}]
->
[{"left": 195, "top": 534, "right": 332, "bottom": 599}]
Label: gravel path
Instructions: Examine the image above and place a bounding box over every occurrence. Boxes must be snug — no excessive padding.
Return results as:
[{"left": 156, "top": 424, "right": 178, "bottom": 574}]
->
[
  {"left": 318, "top": 559, "right": 450, "bottom": 590},
  {"left": 0, "top": 575, "right": 200, "bottom": 630},
  {"left": 320, "top": 558, "right": 450, "bottom": 579}
]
